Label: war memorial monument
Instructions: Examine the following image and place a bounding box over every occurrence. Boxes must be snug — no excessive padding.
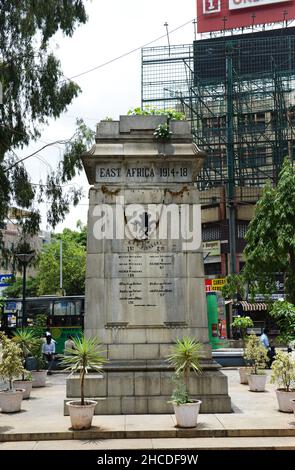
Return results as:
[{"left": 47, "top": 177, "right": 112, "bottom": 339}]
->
[{"left": 65, "top": 115, "right": 231, "bottom": 414}]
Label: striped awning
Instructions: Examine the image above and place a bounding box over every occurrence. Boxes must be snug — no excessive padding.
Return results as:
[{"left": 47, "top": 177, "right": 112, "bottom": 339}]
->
[{"left": 239, "top": 301, "right": 268, "bottom": 311}]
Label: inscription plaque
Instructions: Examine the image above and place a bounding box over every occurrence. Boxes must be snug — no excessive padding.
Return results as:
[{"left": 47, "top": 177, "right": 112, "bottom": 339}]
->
[{"left": 96, "top": 162, "right": 192, "bottom": 183}]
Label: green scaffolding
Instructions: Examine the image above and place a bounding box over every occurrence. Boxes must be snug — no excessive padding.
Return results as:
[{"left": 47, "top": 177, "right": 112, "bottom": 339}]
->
[{"left": 141, "top": 29, "right": 295, "bottom": 192}]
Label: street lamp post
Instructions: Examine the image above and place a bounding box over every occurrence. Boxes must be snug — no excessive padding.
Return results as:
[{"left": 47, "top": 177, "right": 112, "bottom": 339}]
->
[{"left": 15, "top": 252, "right": 35, "bottom": 327}]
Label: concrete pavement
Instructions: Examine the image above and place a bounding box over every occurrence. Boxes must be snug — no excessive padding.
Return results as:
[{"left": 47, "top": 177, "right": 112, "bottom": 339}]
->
[
  {"left": 0, "top": 370, "right": 295, "bottom": 448},
  {"left": 1, "top": 437, "right": 295, "bottom": 450}
]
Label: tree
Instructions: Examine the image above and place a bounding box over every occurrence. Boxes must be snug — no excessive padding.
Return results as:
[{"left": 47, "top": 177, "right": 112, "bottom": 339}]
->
[
  {"left": 0, "top": 2, "right": 92, "bottom": 241},
  {"left": 2, "top": 276, "right": 39, "bottom": 298},
  {"left": 36, "top": 227, "right": 86, "bottom": 295},
  {"left": 231, "top": 316, "right": 254, "bottom": 346},
  {"left": 221, "top": 274, "right": 245, "bottom": 301},
  {"left": 244, "top": 159, "right": 295, "bottom": 304},
  {"left": 269, "top": 300, "right": 295, "bottom": 345}
]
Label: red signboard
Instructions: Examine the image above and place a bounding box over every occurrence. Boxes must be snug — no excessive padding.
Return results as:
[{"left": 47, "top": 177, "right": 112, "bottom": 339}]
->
[
  {"left": 197, "top": 0, "right": 295, "bottom": 33},
  {"left": 205, "top": 279, "right": 213, "bottom": 292}
]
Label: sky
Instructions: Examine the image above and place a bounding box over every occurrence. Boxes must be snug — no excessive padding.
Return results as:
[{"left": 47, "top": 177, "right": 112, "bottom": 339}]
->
[{"left": 21, "top": 0, "right": 198, "bottom": 233}]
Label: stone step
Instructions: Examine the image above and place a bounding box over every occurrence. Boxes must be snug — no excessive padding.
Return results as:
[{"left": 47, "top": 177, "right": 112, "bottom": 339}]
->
[
  {"left": 2, "top": 426, "right": 295, "bottom": 443},
  {"left": 64, "top": 394, "right": 232, "bottom": 415},
  {"left": 66, "top": 375, "right": 229, "bottom": 398}
]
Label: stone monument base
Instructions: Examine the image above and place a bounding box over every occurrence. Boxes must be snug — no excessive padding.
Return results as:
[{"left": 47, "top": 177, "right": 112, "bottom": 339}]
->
[{"left": 64, "top": 361, "right": 231, "bottom": 415}]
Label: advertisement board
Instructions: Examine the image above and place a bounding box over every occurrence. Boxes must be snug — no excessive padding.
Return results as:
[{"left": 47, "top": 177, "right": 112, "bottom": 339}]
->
[
  {"left": 0, "top": 274, "right": 13, "bottom": 287},
  {"left": 203, "top": 240, "right": 221, "bottom": 256},
  {"left": 197, "top": 0, "right": 295, "bottom": 33},
  {"left": 205, "top": 278, "right": 226, "bottom": 291}
]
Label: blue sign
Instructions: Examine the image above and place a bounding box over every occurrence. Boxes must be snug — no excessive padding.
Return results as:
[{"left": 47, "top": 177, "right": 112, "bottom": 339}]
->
[
  {"left": 0, "top": 274, "right": 14, "bottom": 287},
  {"left": 4, "top": 301, "right": 17, "bottom": 312}
]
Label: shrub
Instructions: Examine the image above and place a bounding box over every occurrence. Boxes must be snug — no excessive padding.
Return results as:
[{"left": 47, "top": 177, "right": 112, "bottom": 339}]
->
[
  {"left": 167, "top": 337, "right": 202, "bottom": 404},
  {"left": 244, "top": 334, "right": 268, "bottom": 375},
  {"left": 61, "top": 336, "right": 107, "bottom": 405},
  {"left": 270, "top": 350, "right": 295, "bottom": 392},
  {"left": 0, "top": 333, "right": 25, "bottom": 390}
]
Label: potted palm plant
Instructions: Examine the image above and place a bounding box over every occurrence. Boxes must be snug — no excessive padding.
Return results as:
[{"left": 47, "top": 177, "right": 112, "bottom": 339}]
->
[
  {"left": 61, "top": 336, "right": 107, "bottom": 430},
  {"left": 231, "top": 316, "right": 254, "bottom": 384},
  {"left": 270, "top": 350, "right": 295, "bottom": 412},
  {"left": 30, "top": 338, "right": 47, "bottom": 387},
  {"left": 167, "top": 336, "right": 202, "bottom": 428},
  {"left": 0, "top": 332, "right": 25, "bottom": 412},
  {"left": 12, "top": 328, "right": 35, "bottom": 398},
  {"left": 244, "top": 334, "right": 268, "bottom": 392}
]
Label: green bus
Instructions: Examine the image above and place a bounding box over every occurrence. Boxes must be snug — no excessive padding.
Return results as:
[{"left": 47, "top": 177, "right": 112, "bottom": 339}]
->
[{"left": 1, "top": 295, "right": 84, "bottom": 354}]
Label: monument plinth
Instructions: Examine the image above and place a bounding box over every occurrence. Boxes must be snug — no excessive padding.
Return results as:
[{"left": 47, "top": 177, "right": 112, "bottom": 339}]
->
[{"left": 65, "top": 116, "right": 231, "bottom": 414}]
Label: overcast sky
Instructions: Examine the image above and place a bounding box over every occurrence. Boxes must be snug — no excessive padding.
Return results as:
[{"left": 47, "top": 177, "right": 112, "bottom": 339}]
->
[{"left": 20, "top": 0, "right": 197, "bottom": 233}]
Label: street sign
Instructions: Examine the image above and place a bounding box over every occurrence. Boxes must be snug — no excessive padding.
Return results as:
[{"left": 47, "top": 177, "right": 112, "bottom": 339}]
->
[
  {"left": 0, "top": 274, "right": 14, "bottom": 287},
  {"left": 205, "top": 278, "right": 226, "bottom": 291}
]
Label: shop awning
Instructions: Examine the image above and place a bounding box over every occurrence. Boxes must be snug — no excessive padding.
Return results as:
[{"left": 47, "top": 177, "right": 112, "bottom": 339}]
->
[{"left": 239, "top": 301, "right": 268, "bottom": 311}]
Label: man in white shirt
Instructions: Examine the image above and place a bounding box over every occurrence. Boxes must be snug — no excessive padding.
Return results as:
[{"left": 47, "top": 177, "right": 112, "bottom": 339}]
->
[
  {"left": 260, "top": 329, "right": 270, "bottom": 350},
  {"left": 42, "top": 335, "right": 55, "bottom": 375}
]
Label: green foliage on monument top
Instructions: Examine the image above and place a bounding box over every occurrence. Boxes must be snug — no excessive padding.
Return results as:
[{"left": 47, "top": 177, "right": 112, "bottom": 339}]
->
[
  {"left": 127, "top": 106, "right": 185, "bottom": 121},
  {"left": 153, "top": 123, "right": 173, "bottom": 141},
  {"left": 244, "top": 158, "right": 295, "bottom": 305}
]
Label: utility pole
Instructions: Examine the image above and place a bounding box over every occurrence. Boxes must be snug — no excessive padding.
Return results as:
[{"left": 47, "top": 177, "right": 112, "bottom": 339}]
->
[
  {"left": 192, "top": 19, "right": 197, "bottom": 41},
  {"left": 164, "top": 22, "right": 170, "bottom": 57},
  {"left": 60, "top": 239, "right": 63, "bottom": 294},
  {"left": 15, "top": 252, "right": 35, "bottom": 327},
  {"left": 226, "top": 43, "right": 237, "bottom": 274}
]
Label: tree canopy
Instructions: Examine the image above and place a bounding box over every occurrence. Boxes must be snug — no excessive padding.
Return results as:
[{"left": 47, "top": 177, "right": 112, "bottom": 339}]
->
[
  {"left": 36, "top": 226, "right": 86, "bottom": 296},
  {"left": 2, "top": 276, "right": 39, "bottom": 298},
  {"left": 2, "top": 225, "right": 87, "bottom": 297},
  {"left": 0, "top": 1, "right": 92, "bottom": 244},
  {"left": 244, "top": 158, "right": 295, "bottom": 304}
]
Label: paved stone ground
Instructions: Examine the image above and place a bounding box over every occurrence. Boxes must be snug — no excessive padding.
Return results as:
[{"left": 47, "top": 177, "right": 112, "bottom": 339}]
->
[
  {"left": 1, "top": 436, "right": 295, "bottom": 450},
  {"left": 0, "top": 370, "right": 295, "bottom": 449}
]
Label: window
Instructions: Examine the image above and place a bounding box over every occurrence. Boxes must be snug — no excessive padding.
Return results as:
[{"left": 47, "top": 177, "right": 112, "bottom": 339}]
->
[
  {"left": 202, "top": 225, "right": 221, "bottom": 242},
  {"left": 206, "top": 148, "right": 225, "bottom": 173},
  {"left": 53, "top": 301, "right": 76, "bottom": 316},
  {"left": 241, "top": 147, "right": 266, "bottom": 168},
  {"left": 204, "top": 262, "right": 222, "bottom": 276},
  {"left": 237, "top": 223, "right": 248, "bottom": 239},
  {"left": 256, "top": 113, "right": 266, "bottom": 130}
]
